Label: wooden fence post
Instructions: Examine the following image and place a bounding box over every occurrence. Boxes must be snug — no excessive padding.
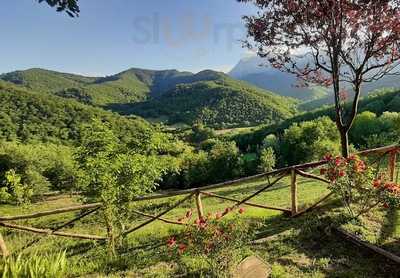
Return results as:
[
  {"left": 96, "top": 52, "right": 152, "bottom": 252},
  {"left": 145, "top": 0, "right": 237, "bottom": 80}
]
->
[
  {"left": 0, "top": 233, "right": 9, "bottom": 257},
  {"left": 195, "top": 191, "right": 204, "bottom": 219},
  {"left": 389, "top": 151, "right": 397, "bottom": 182},
  {"left": 291, "top": 169, "right": 298, "bottom": 216}
]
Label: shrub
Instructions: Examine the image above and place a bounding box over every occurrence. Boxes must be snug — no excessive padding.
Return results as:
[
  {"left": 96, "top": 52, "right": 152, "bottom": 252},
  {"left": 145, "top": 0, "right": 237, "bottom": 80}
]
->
[
  {"left": 166, "top": 208, "right": 251, "bottom": 277},
  {"left": 321, "top": 154, "right": 400, "bottom": 218}
]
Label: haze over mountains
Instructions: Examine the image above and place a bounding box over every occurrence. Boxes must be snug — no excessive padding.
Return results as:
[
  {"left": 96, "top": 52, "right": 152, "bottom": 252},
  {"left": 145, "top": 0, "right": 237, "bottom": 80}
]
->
[
  {"left": 229, "top": 55, "right": 400, "bottom": 111},
  {"left": 229, "top": 56, "right": 330, "bottom": 101}
]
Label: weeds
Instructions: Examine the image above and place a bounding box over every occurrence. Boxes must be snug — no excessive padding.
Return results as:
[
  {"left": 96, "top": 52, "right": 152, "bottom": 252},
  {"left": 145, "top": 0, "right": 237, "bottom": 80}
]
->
[{"left": 0, "top": 251, "right": 67, "bottom": 278}]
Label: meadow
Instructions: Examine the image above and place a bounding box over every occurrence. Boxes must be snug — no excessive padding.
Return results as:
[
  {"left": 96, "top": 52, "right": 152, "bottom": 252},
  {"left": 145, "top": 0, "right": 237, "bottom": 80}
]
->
[{"left": 2, "top": 173, "right": 399, "bottom": 277}]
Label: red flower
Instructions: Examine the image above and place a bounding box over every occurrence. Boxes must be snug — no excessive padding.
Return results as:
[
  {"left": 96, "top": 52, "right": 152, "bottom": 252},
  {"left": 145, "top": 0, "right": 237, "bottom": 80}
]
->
[
  {"left": 383, "top": 203, "right": 389, "bottom": 209},
  {"left": 222, "top": 207, "right": 232, "bottom": 216},
  {"left": 323, "top": 154, "right": 333, "bottom": 161},
  {"left": 338, "top": 170, "right": 346, "bottom": 177},
  {"left": 373, "top": 179, "right": 382, "bottom": 188},
  {"left": 178, "top": 243, "right": 187, "bottom": 254},
  {"left": 195, "top": 218, "right": 207, "bottom": 229},
  {"left": 347, "top": 155, "right": 356, "bottom": 161},
  {"left": 335, "top": 157, "right": 342, "bottom": 166},
  {"left": 167, "top": 237, "right": 176, "bottom": 248},
  {"left": 238, "top": 207, "right": 245, "bottom": 214}
]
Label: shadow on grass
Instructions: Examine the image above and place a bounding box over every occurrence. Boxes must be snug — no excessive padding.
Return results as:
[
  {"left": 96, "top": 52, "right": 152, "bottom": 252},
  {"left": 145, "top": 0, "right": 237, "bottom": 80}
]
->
[
  {"left": 378, "top": 208, "right": 399, "bottom": 244},
  {"left": 251, "top": 200, "right": 400, "bottom": 277}
]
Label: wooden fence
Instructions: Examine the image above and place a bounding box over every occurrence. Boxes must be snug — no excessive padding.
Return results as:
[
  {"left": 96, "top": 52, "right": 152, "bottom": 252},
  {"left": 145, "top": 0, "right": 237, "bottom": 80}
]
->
[{"left": 0, "top": 144, "right": 399, "bottom": 257}]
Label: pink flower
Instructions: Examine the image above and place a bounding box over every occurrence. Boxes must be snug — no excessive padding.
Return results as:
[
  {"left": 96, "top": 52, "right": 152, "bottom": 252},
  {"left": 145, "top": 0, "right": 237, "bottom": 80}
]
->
[
  {"left": 238, "top": 207, "right": 245, "bottom": 214},
  {"left": 178, "top": 243, "right": 187, "bottom": 254},
  {"left": 167, "top": 237, "right": 176, "bottom": 248}
]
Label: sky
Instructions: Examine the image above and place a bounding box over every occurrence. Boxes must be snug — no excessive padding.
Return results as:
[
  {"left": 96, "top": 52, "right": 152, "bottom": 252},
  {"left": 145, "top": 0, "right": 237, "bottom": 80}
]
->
[{"left": 0, "top": 0, "right": 257, "bottom": 76}]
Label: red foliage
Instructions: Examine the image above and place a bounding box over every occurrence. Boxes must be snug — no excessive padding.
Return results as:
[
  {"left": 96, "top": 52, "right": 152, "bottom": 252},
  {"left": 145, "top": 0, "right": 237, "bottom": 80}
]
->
[{"left": 240, "top": 0, "right": 400, "bottom": 156}]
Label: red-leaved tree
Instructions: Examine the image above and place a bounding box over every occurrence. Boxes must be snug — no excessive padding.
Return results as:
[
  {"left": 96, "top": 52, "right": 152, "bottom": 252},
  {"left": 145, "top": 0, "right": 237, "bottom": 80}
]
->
[{"left": 239, "top": 0, "right": 400, "bottom": 157}]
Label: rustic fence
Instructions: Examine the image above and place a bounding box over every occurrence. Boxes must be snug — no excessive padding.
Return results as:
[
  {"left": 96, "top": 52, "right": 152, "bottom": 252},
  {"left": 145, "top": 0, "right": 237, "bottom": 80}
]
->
[{"left": 0, "top": 144, "right": 399, "bottom": 257}]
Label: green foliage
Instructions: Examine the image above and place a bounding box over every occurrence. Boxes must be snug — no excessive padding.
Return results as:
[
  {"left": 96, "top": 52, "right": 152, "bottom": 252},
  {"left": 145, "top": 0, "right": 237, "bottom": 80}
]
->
[
  {"left": 130, "top": 77, "right": 297, "bottom": 128},
  {"left": 38, "top": 0, "right": 80, "bottom": 17},
  {"left": 0, "top": 80, "right": 152, "bottom": 144},
  {"left": 279, "top": 117, "right": 341, "bottom": 166},
  {"left": 169, "top": 140, "right": 243, "bottom": 188},
  {"left": 321, "top": 155, "right": 400, "bottom": 218},
  {"left": 0, "top": 251, "right": 67, "bottom": 278},
  {"left": 76, "top": 120, "right": 168, "bottom": 253},
  {"left": 188, "top": 123, "right": 216, "bottom": 144},
  {"left": 232, "top": 89, "right": 400, "bottom": 151},
  {"left": 0, "top": 141, "right": 77, "bottom": 203},
  {"left": 258, "top": 147, "right": 276, "bottom": 173},
  {"left": 350, "top": 111, "right": 400, "bottom": 149},
  {"left": 208, "top": 140, "right": 242, "bottom": 183},
  {"left": 0, "top": 68, "right": 149, "bottom": 107},
  {"left": 168, "top": 213, "right": 251, "bottom": 277}
]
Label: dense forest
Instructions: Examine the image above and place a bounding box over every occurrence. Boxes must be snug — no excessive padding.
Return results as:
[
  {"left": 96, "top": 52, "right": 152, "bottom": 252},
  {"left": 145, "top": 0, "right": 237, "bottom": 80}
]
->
[
  {"left": 229, "top": 89, "right": 400, "bottom": 152},
  {"left": 128, "top": 78, "right": 297, "bottom": 128},
  {"left": 1, "top": 68, "right": 298, "bottom": 127}
]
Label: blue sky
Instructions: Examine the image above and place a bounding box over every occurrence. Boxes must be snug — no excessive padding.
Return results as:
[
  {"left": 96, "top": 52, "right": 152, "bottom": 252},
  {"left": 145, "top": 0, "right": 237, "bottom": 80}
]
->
[{"left": 0, "top": 0, "right": 257, "bottom": 76}]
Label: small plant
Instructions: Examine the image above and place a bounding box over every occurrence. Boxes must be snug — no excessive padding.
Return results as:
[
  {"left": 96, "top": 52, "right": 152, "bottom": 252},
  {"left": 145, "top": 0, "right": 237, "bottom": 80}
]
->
[
  {"left": 0, "top": 169, "right": 33, "bottom": 205},
  {"left": 167, "top": 207, "right": 251, "bottom": 277},
  {"left": 0, "top": 251, "right": 67, "bottom": 278},
  {"left": 321, "top": 154, "right": 400, "bottom": 218}
]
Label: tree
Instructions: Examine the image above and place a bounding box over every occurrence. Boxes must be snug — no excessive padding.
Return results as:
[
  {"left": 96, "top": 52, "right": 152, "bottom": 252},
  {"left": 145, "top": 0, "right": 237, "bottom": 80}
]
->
[
  {"left": 76, "top": 120, "right": 166, "bottom": 255},
  {"left": 240, "top": 0, "right": 400, "bottom": 157},
  {"left": 37, "top": 0, "right": 79, "bottom": 17},
  {"left": 280, "top": 117, "right": 341, "bottom": 165},
  {"left": 258, "top": 147, "right": 276, "bottom": 173}
]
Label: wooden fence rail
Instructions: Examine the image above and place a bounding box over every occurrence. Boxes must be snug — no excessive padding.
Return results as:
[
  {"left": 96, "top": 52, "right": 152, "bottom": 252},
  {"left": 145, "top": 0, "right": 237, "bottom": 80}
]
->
[{"left": 0, "top": 144, "right": 399, "bottom": 257}]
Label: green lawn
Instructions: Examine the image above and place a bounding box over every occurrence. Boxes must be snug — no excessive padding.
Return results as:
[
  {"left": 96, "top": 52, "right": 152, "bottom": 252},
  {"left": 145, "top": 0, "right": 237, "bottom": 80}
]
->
[{"left": 1, "top": 174, "right": 400, "bottom": 277}]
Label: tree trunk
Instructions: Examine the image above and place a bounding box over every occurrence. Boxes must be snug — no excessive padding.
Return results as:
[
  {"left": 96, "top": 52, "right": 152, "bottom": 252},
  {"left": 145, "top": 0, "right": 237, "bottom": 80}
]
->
[{"left": 340, "top": 129, "right": 350, "bottom": 158}]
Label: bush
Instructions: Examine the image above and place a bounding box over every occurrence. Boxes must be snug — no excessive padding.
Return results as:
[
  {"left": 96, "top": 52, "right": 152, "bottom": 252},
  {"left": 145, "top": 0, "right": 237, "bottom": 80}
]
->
[
  {"left": 166, "top": 209, "right": 251, "bottom": 277},
  {"left": 0, "top": 141, "right": 77, "bottom": 203},
  {"left": 321, "top": 154, "right": 400, "bottom": 218},
  {"left": 279, "top": 117, "right": 341, "bottom": 165}
]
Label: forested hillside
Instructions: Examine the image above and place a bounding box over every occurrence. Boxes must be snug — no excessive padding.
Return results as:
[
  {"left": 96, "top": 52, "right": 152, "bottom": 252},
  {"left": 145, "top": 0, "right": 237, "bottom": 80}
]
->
[
  {"left": 0, "top": 68, "right": 150, "bottom": 106},
  {"left": 125, "top": 77, "right": 298, "bottom": 128},
  {"left": 0, "top": 81, "right": 153, "bottom": 144},
  {"left": 230, "top": 89, "right": 400, "bottom": 151},
  {"left": 0, "top": 68, "right": 229, "bottom": 107},
  {"left": 1, "top": 68, "right": 298, "bottom": 128}
]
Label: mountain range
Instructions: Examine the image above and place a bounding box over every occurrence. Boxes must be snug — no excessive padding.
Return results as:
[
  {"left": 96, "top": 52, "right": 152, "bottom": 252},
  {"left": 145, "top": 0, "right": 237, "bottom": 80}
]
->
[
  {"left": 0, "top": 67, "right": 297, "bottom": 128},
  {"left": 229, "top": 56, "right": 400, "bottom": 110}
]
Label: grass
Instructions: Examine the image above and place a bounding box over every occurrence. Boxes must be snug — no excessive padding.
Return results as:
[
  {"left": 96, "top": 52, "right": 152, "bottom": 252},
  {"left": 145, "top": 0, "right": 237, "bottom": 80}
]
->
[{"left": 1, "top": 175, "right": 400, "bottom": 277}]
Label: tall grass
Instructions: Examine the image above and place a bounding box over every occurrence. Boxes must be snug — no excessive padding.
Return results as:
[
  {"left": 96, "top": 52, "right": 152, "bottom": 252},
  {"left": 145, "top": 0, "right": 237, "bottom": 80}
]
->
[{"left": 1, "top": 251, "right": 67, "bottom": 278}]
